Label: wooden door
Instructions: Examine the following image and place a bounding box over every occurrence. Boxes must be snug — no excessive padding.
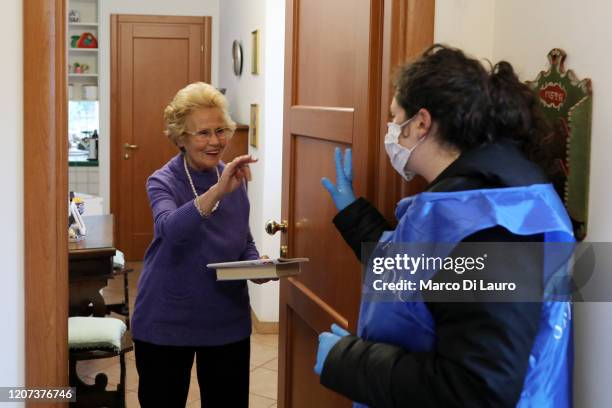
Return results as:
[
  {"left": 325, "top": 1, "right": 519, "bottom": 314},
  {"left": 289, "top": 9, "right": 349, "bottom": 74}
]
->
[
  {"left": 278, "top": 1, "right": 383, "bottom": 406},
  {"left": 111, "top": 15, "right": 211, "bottom": 260},
  {"left": 278, "top": 0, "right": 435, "bottom": 406}
]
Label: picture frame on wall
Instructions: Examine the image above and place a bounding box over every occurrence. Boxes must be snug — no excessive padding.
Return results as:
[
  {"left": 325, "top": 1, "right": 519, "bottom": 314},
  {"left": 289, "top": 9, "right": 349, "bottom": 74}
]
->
[
  {"left": 251, "top": 30, "right": 260, "bottom": 75},
  {"left": 250, "top": 103, "right": 259, "bottom": 148}
]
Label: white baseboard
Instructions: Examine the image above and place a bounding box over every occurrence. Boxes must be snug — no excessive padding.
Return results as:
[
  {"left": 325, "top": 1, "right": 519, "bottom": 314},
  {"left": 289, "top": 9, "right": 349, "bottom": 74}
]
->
[{"left": 251, "top": 308, "right": 279, "bottom": 334}]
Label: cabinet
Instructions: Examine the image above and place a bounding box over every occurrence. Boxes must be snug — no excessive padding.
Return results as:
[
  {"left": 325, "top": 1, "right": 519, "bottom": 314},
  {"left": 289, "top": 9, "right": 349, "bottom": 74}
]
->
[
  {"left": 68, "top": 0, "right": 100, "bottom": 193},
  {"left": 67, "top": 0, "right": 99, "bottom": 101}
]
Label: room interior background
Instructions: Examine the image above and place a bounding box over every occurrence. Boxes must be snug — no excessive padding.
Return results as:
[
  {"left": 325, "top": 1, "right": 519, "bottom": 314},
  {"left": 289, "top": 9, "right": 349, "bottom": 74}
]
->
[{"left": 3, "top": 0, "right": 612, "bottom": 407}]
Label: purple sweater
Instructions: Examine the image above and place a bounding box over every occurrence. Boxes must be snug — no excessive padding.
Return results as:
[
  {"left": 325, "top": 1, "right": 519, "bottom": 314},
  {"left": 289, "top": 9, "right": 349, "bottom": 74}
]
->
[{"left": 131, "top": 154, "right": 259, "bottom": 346}]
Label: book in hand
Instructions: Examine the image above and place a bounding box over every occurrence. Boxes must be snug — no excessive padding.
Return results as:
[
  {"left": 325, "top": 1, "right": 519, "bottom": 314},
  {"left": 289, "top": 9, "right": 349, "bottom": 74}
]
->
[{"left": 207, "top": 258, "right": 309, "bottom": 281}]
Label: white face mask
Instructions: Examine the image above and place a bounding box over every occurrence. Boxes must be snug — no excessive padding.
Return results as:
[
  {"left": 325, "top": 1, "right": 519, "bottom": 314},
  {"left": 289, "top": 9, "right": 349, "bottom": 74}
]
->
[{"left": 384, "top": 114, "right": 424, "bottom": 181}]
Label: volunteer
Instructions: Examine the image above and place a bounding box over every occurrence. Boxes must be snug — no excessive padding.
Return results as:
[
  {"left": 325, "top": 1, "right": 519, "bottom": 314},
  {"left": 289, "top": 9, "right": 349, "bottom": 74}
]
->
[{"left": 316, "top": 45, "right": 573, "bottom": 408}]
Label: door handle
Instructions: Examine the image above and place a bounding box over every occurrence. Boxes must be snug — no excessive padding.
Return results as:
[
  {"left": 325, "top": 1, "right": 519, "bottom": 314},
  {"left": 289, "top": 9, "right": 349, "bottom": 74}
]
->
[
  {"left": 123, "top": 143, "right": 139, "bottom": 160},
  {"left": 265, "top": 219, "right": 288, "bottom": 235}
]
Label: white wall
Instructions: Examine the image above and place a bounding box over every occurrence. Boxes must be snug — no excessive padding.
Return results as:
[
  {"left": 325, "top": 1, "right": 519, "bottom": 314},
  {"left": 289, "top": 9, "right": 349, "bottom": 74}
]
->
[
  {"left": 0, "top": 0, "right": 24, "bottom": 399},
  {"left": 219, "top": 0, "right": 285, "bottom": 322},
  {"left": 436, "top": 0, "right": 612, "bottom": 406},
  {"left": 98, "top": 0, "right": 221, "bottom": 214},
  {"left": 434, "top": 0, "right": 495, "bottom": 61},
  {"left": 492, "top": 2, "right": 612, "bottom": 406}
]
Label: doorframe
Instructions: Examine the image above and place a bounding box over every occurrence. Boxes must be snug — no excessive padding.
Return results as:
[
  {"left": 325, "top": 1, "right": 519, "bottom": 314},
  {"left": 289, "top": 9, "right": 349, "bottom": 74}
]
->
[
  {"left": 24, "top": 0, "right": 69, "bottom": 399},
  {"left": 376, "top": 0, "right": 436, "bottom": 221},
  {"left": 109, "top": 14, "right": 212, "bottom": 259}
]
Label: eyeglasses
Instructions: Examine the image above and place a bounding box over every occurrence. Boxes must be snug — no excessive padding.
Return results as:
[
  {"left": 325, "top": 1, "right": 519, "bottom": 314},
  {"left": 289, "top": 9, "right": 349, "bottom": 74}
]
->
[{"left": 185, "top": 127, "right": 234, "bottom": 142}]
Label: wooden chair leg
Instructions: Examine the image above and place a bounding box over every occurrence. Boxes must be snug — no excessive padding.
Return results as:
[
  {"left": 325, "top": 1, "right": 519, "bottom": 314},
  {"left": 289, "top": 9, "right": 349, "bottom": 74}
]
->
[
  {"left": 118, "top": 353, "right": 127, "bottom": 408},
  {"left": 123, "top": 272, "right": 130, "bottom": 330},
  {"left": 69, "top": 356, "right": 117, "bottom": 407}
]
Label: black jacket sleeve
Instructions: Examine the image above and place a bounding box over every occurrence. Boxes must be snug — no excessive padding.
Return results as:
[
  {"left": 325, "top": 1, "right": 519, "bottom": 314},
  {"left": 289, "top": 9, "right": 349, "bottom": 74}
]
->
[
  {"left": 333, "top": 198, "right": 392, "bottom": 261},
  {"left": 320, "top": 226, "right": 543, "bottom": 408}
]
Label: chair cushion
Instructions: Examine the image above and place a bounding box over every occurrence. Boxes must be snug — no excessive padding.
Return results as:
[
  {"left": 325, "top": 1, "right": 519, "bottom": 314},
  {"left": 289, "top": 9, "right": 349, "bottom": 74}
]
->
[{"left": 68, "top": 317, "right": 127, "bottom": 352}]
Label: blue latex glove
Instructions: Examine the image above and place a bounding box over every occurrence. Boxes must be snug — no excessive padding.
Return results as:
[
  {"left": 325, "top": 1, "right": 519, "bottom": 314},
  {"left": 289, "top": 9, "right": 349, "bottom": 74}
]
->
[
  {"left": 321, "top": 147, "right": 357, "bottom": 211},
  {"left": 314, "top": 323, "right": 351, "bottom": 375}
]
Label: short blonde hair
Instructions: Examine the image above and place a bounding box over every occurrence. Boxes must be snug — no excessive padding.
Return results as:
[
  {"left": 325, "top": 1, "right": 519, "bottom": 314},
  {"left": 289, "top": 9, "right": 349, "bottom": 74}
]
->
[{"left": 163, "top": 82, "right": 236, "bottom": 146}]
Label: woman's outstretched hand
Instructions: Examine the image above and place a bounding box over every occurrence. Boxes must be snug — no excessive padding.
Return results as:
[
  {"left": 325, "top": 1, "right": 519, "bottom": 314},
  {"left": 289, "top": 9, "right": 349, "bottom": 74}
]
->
[
  {"left": 216, "top": 155, "right": 258, "bottom": 196},
  {"left": 321, "top": 147, "right": 356, "bottom": 211}
]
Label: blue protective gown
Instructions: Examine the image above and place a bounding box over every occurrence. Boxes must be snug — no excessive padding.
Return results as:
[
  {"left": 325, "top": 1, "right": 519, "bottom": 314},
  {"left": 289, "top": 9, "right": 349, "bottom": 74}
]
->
[{"left": 357, "top": 183, "right": 574, "bottom": 407}]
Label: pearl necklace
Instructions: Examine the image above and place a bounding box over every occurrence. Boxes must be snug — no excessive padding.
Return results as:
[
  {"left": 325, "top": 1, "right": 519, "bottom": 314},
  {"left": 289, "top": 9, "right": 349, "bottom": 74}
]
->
[{"left": 184, "top": 155, "right": 219, "bottom": 213}]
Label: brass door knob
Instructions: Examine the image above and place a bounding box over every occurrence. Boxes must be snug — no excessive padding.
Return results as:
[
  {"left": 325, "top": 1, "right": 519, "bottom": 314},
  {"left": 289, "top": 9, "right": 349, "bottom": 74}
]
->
[
  {"left": 124, "top": 143, "right": 139, "bottom": 149},
  {"left": 265, "top": 219, "right": 288, "bottom": 235}
]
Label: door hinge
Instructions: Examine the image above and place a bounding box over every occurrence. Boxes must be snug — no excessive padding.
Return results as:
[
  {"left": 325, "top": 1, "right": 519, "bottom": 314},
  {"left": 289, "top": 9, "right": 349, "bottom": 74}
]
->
[{"left": 201, "top": 45, "right": 204, "bottom": 53}]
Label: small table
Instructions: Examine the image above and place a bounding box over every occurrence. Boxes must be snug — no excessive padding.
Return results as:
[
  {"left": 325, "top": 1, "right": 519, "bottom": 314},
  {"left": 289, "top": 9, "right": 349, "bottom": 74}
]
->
[{"left": 69, "top": 215, "right": 116, "bottom": 316}]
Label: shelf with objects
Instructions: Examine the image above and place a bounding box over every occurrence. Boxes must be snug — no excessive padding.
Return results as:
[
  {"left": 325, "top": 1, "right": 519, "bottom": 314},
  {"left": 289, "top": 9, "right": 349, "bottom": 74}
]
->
[
  {"left": 67, "top": 0, "right": 100, "bottom": 176},
  {"left": 69, "top": 22, "right": 99, "bottom": 28},
  {"left": 69, "top": 74, "right": 99, "bottom": 78}
]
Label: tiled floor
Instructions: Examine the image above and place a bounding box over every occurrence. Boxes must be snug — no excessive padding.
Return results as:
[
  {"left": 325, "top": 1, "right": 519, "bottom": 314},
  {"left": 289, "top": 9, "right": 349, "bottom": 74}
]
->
[{"left": 77, "top": 262, "right": 279, "bottom": 408}]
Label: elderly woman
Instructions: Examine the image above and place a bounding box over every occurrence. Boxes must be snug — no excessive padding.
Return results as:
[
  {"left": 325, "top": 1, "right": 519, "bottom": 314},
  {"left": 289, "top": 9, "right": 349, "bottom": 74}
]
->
[{"left": 131, "top": 82, "right": 262, "bottom": 408}]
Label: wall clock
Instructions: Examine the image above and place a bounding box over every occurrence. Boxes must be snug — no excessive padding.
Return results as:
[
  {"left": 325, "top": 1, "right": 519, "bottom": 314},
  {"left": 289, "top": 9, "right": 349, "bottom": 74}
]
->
[{"left": 232, "top": 40, "right": 243, "bottom": 76}]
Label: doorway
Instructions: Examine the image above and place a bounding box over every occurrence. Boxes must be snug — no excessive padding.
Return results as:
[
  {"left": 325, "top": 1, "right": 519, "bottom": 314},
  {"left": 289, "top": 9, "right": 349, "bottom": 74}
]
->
[{"left": 24, "top": 0, "right": 435, "bottom": 404}]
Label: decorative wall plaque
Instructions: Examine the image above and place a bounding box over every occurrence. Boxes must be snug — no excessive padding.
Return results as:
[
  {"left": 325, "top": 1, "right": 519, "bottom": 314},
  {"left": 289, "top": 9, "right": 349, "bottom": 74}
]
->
[
  {"left": 250, "top": 103, "right": 259, "bottom": 148},
  {"left": 251, "top": 30, "right": 260, "bottom": 75},
  {"left": 527, "top": 48, "right": 592, "bottom": 240}
]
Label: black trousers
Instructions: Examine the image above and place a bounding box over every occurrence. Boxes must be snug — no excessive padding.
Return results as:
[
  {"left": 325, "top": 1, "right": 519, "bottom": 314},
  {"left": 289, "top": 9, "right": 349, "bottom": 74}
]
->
[{"left": 134, "top": 337, "right": 250, "bottom": 408}]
